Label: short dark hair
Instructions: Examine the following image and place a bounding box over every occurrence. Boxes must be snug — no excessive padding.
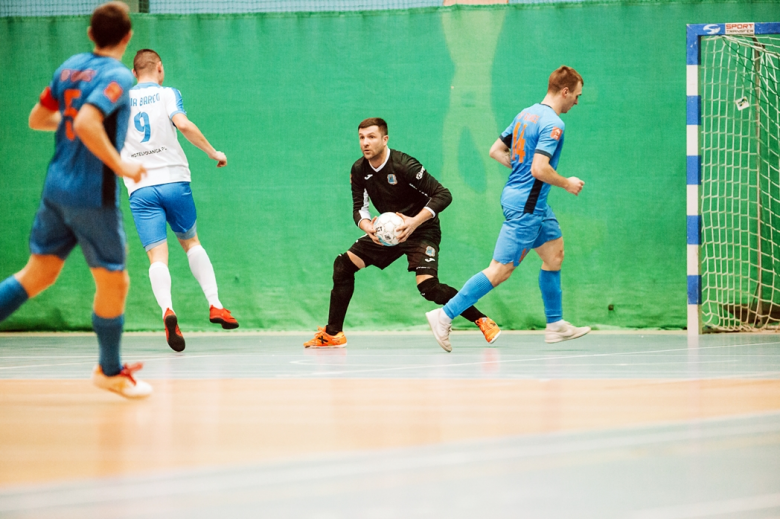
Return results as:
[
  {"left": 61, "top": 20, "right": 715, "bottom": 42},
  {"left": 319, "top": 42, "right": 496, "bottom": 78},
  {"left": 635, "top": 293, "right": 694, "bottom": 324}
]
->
[
  {"left": 548, "top": 66, "right": 583, "bottom": 94},
  {"left": 90, "top": 2, "right": 132, "bottom": 48},
  {"left": 358, "top": 117, "right": 388, "bottom": 136},
  {"left": 133, "top": 49, "right": 162, "bottom": 74}
]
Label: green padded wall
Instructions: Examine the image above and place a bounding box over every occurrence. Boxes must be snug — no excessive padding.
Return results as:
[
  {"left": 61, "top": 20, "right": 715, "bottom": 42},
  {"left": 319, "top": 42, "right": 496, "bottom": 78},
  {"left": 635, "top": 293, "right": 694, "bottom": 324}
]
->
[{"left": 1, "top": 1, "right": 778, "bottom": 331}]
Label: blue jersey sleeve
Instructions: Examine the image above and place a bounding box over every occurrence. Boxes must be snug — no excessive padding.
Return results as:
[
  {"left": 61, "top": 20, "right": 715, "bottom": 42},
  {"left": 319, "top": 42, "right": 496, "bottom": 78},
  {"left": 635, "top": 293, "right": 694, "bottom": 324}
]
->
[
  {"left": 535, "top": 121, "right": 565, "bottom": 158},
  {"left": 85, "top": 68, "right": 133, "bottom": 116},
  {"left": 166, "top": 87, "right": 187, "bottom": 120}
]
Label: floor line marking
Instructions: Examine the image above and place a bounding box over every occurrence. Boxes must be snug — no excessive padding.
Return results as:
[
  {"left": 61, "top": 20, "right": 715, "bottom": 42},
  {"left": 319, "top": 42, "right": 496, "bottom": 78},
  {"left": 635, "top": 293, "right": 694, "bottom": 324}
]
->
[
  {"left": 1, "top": 419, "right": 779, "bottom": 511},
  {"left": 629, "top": 492, "right": 780, "bottom": 519}
]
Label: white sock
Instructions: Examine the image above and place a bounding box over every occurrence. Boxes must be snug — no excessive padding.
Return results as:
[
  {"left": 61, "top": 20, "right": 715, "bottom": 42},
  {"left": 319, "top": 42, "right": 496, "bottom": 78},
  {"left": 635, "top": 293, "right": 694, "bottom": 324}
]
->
[
  {"left": 186, "top": 245, "right": 222, "bottom": 309},
  {"left": 148, "top": 262, "right": 173, "bottom": 317},
  {"left": 439, "top": 309, "right": 453, "bottom": 325}
]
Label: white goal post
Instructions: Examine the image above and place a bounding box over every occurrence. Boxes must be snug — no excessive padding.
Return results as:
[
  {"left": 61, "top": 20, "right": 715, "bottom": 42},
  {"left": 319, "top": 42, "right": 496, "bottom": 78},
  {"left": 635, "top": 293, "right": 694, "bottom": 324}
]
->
[{"left": 687, "top": 22, "right": 780, "bottom": 334}]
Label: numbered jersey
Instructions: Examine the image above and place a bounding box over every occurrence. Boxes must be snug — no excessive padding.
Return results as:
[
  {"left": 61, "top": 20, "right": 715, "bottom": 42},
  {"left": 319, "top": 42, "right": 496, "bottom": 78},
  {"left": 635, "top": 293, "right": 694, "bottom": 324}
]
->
[
  {"left": 499, "top": 103, "right": 566, "bottom": 215},
  {"left": 40, "top": 52, "right": 133, "bottom": 208},
  {"left": 121, "top": 82, "right": 190, "bottom": 195}
]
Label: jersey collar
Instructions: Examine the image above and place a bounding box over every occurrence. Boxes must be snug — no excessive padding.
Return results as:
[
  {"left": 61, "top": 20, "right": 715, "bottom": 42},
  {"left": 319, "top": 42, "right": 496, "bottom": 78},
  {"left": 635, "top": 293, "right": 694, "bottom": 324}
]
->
[
  {"left": 370, "top": 148, "right": 391, "bottom": 172},
  {"left": 132, "top": 82, "right": 161, "bottom": 90}
]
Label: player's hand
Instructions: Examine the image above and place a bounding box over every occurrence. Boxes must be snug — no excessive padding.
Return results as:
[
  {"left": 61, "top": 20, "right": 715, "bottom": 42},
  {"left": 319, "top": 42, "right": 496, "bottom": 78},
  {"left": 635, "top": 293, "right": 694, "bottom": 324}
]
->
[
  {"left": 565, "top": 176, "right": 584, "bottom": 196},
  {"left": 210, "top": 151, "right": 227, "bottom": 168},
  {"left": 394, "top": 213, "right": 419, "bottom": 243},
  {"left": 117, "top": 160, "right": 147, "bottom": 183},
  {"left": 361, "top": 217, "right": 382, "bottom": 245}
]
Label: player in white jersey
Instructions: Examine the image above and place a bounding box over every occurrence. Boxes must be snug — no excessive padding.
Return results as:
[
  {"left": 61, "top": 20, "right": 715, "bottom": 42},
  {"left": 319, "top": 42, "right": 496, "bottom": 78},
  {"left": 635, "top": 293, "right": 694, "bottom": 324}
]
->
[{"left": 122, "top": 48, "right": 238, "bottom": 352}]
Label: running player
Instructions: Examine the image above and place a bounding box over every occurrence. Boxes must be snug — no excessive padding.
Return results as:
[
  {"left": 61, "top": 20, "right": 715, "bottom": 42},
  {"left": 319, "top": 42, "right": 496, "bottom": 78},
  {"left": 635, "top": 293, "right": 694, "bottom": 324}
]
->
[
  {"left": 426, "top": 66, "right": 591, "bottom": 352},
  {"left": 121, "top": 49, "right": 238, "bottom": 352},
  {"left": 304, "top": 118, "right": 500, "bottom": 348},
  {"left": 0, "top": 2, "right": 151, "bottom": 397}
]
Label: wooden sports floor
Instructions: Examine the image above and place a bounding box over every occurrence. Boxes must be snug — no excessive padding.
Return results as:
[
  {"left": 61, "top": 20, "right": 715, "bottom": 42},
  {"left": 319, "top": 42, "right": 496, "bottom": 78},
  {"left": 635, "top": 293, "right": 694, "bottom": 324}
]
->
[{"left": 0, "top": 330, "right": 779, "bottom": 518}]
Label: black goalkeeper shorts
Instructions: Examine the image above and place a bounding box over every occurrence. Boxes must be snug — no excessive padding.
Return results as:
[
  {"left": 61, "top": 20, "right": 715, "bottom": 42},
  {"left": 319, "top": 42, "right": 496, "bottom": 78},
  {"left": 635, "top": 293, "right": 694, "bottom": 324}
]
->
[{"left": 347, "top": 222, "right": 441, "bottom": 274}]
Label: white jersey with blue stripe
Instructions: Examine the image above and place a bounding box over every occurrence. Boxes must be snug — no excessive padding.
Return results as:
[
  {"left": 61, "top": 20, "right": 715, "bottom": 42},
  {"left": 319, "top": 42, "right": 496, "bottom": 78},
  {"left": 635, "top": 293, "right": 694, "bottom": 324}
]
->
[
  {"left": 499, "top": 103, "right": 565, "bottom": 215},
  {"left": 121, "top": 82, "right": 191, "bottom": 195}
]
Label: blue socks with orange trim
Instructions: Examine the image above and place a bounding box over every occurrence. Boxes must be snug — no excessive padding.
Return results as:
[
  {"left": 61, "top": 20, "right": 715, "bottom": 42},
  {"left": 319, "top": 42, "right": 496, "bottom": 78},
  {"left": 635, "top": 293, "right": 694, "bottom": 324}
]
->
[
  {"left": 0, "top": 276, "right": 29, "bottom": 323},
  {"left": 539, "top": 269, "right": 563, "bottom": 323},
  {"left": 443, "top": 272, "right": 494, "bottom": 320},
  {"left": 93, "top": 313, "right": 123, "bottom": 377}
]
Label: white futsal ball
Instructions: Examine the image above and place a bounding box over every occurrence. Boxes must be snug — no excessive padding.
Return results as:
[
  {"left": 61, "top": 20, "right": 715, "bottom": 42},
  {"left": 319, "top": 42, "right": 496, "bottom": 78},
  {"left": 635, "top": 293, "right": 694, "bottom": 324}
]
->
[{"left": 374, "top": 212, "right": 404, "bottom": 246}]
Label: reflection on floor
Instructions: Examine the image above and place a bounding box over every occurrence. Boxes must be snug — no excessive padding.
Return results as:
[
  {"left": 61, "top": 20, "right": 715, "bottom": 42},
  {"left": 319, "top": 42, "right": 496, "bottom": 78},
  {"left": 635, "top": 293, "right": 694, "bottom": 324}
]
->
[{"left": 1, "top": 331, "right": 779, "bottom": 518}]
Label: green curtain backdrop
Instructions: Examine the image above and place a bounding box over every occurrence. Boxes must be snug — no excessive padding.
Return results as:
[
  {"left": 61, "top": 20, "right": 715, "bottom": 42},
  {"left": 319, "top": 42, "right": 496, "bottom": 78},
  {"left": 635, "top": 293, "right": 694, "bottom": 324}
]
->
[{"left": 1, "top": 1, "right": 778, "bottom": 331}]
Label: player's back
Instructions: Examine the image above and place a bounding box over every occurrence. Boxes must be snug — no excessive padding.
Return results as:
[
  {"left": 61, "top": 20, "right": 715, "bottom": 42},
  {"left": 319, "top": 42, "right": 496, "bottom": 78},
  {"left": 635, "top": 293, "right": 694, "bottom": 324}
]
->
[
  {"left": 500, "top": 103, "right": 566, "bottom": 215},
  {"left": 43, "top": 52, "right": 134, "bottom": 208},
  {"left": 121, "top": 83, "right": 190, "bottom": 195}
]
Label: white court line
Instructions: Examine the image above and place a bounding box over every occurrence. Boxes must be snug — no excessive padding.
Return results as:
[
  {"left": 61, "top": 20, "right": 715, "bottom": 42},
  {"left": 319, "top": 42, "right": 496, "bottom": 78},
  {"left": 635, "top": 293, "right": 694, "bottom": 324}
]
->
[
  {"left": 630, "top": 493, "right": 780, "bottom": 518},
  {"left": 290, "top": 342, "right": 780, "bottom": 377},
  {"left": 0, "top": 354, "right": 179, "bottom": 371},
  {"left": 1, "top": 415, "right": 779, "bottom": 512},
  {"left": 2, "top": 341, "right": 779, "bottom": 376}
]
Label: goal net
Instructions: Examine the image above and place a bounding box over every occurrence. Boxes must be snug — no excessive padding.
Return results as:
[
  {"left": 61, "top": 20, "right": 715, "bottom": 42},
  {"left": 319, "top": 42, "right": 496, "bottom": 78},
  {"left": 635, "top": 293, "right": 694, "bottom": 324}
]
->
[{"left": 699, "top": 32, "right": 780, "bottom": 331}]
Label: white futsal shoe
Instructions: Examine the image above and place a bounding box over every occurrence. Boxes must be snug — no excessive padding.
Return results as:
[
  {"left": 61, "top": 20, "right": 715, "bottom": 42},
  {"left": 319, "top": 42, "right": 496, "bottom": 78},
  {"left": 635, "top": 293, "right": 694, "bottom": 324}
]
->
[
  {"left": 426, "top": 308, "right": 452, "bottom": 353},
  {"left": 92, "top": 363, "right": 153, "bottom": 399},
  {"left": 544, "top": 320, "right": 591, "bottom": 344}
]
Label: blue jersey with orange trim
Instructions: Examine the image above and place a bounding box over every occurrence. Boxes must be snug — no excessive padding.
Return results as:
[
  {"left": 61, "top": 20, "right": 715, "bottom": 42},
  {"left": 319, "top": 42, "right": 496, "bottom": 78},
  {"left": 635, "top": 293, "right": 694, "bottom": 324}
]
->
[
  {"left": 499, "top": 103, "right": 566, "bottom": 215},
  {"left": 40, "top": 53, "right": 134, "bottom": 207}
]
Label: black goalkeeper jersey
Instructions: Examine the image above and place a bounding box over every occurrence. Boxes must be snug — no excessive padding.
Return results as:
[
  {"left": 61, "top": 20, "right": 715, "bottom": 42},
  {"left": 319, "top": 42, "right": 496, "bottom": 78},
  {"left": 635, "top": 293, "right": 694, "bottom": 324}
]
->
[{"left": 350, "top": 149, "right": 452, "bottom": 230}]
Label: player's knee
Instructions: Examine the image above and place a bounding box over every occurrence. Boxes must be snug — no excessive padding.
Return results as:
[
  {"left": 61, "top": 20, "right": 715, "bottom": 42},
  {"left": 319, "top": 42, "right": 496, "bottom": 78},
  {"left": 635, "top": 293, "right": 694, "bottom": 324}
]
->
[
  {"left": 37, "top": 269, "right": 60, "bottom": 291},
  {"left": 547, "top": 249, "right": 564, "bottom": 270},
  {"left": 417, "top": 277, "right": 457, "bottom": 305},
  {"left": 485, "top": 262, "right": 513, "bottom": 287},
  {"left": 18, "top": 261, "right": 61, "bottom": 296},
  {"left": 112, "top": 271, "right": 131, "bottom": 297},
  {"left": 333, "top": 254, "right": 359, "bottom": 286}
]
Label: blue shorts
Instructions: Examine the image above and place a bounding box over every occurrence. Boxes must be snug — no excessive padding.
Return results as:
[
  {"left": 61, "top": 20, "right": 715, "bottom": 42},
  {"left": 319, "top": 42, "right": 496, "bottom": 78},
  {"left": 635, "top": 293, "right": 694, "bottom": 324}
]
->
[
  {"left": 493, "top": 205, "right": 562, "bottom": 266},
  {"left": 29, "top": 198, "right": 127, "bottom": 271},
  {"left": 129, "top": 182, "right": 197, "bottom": 251}
]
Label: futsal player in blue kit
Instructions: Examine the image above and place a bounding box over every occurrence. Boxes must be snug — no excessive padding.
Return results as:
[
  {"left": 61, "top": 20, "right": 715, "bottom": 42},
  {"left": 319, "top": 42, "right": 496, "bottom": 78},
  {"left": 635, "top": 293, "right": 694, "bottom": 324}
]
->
[
  {"left": 121, "top": 49, "right": 238, "bottom": 352},
  {"left": 0, "top": 2, "right": 152, "bottom": 397},
  {"left": 427, "top": 66, "right": 591, "bottom": 352}
]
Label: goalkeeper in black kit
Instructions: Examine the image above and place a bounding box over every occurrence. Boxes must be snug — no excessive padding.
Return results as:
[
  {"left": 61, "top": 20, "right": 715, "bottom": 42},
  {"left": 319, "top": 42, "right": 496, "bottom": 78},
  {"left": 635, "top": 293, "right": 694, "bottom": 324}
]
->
[{"left": 304, "top": 118, "right": 501, "bottom": 348}]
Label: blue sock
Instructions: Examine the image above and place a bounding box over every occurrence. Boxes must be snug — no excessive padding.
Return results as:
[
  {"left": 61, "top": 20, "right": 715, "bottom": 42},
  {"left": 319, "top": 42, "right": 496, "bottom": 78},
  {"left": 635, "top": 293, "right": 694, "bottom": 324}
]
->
[
  {"left": 93, "top": 313, "right": 123, "bottom": 377},
  {"left": 0, "top": 276, "right": 29, "bottom": 323},
  {"left": 539, "top": 270, "right": 562, "bottom": 323},
  {"left": 443, "top": 272, "right": 494, "bottom": 319}
]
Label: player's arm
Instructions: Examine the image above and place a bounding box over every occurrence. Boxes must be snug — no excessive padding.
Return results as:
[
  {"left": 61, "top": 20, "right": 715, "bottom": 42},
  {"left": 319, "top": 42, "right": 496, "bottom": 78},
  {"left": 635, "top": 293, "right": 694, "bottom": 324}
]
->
[
  {"left": 171, "top": 113, "right": 227, "bottom": 167},
  {"left": 404, "top": 155, "right": 452, "bottom": 216},
  {"left": 29, "top": 87, "right": 62, "bottom": 131},
  {"left": 73, "top": 104, "right": 145, "bottom": 183},
  {"left": 530, "top": 153, "right": 583, "bottom": 196},
  {"left": 395, "top": 155, "right": 452, "bottom": 242},
  {"left": 29, "top": 104, "right": 61, "bottom": 131},
  {"left": 350, "top": 168, "right": 382, "bottom": 244},
  {"left": 489, "top": 138, "right": 512, "bottom": 169}
]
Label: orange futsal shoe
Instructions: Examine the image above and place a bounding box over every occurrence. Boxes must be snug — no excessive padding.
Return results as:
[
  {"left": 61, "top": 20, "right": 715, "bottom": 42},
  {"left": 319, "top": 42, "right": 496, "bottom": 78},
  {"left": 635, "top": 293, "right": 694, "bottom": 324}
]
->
[
  {"left": 476, "top": 317, "right": 501, "bottom": 344},
  {"left": 304, "top": 327, "right": 347, "bottom": 348},
  {"left": 210, "top": 306, "right": 239, "bottom": 329},
  {"left": 92, "top": 362, "right": 152, "bottom": 399},
  {"left": 164, "top": 308, "right": 185, "bottom": 352}
]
